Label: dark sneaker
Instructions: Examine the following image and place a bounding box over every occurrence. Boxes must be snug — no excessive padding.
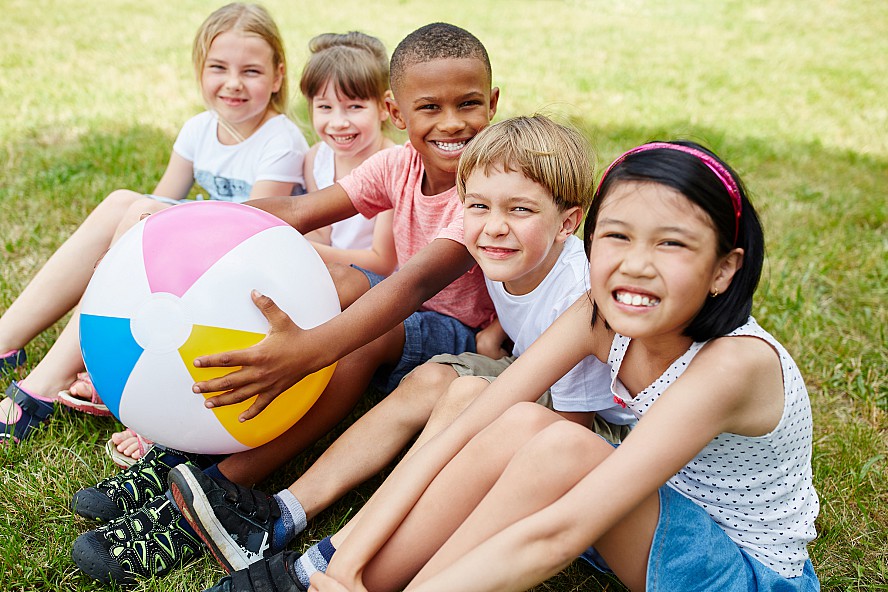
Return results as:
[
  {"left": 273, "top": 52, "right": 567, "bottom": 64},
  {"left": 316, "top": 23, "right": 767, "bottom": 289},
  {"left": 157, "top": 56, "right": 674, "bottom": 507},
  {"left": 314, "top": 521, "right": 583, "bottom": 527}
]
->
[
  {"left": 71, "top": 493, "right": 204, "bottom": 585},
  {"left": 72, "top": 445, "right": 210, "bottom": 522},
  {"left": 169, "top": 463, "right": 280, "bottom": 573},
  {"left": 203, "top": 550, "right": 304, "bottom": 592}
]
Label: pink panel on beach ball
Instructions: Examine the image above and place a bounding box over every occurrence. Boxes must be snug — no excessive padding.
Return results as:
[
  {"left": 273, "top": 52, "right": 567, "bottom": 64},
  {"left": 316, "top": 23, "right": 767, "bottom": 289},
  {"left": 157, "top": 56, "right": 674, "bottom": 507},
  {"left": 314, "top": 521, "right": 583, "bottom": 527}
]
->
[{"left": 141, "top": 201, "right": 287, "bottom": 297}]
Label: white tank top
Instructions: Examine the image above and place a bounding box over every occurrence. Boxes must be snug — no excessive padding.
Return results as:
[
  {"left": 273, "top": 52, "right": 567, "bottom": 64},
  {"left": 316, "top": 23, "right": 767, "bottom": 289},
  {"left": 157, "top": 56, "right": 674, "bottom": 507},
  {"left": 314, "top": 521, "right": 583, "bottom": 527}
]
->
[
  {"left": 607, "top": 317, "right": 818, "bottom": 577},
  {"left": 314, "top": 142, "right": 376, "bottom": 251}
]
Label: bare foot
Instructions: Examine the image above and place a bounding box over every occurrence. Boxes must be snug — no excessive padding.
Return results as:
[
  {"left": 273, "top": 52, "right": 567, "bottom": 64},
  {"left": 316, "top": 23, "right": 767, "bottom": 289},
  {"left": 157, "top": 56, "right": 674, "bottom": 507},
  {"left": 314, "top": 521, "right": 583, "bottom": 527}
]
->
[{"left": 109, "top": 428, "right": 153, "bottom": 462}]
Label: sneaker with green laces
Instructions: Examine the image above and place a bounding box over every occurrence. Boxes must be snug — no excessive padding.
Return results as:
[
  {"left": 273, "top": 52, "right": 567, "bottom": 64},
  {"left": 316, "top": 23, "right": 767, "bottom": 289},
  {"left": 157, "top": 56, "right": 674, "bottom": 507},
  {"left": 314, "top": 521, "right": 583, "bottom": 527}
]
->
[
  {"left": 71, "top": 445, "right": 212, "bottom": 522},
  {"left": 71, "top": 492, "right": 204, "bottom": 585}
]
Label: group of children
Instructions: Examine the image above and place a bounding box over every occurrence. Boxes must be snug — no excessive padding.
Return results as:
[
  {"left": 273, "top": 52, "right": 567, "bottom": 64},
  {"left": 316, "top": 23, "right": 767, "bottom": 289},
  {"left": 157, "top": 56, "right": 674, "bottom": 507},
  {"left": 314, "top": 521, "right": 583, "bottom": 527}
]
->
[{"left": 0, "top": 3, "right": 821, "bottom": 591}]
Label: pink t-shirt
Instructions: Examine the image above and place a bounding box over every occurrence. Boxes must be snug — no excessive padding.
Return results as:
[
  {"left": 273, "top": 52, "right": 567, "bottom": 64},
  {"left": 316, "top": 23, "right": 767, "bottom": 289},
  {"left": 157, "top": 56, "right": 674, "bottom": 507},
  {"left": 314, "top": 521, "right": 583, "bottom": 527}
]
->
[{"left": 337, "top": 143, "right": 494, "bottom": 329}]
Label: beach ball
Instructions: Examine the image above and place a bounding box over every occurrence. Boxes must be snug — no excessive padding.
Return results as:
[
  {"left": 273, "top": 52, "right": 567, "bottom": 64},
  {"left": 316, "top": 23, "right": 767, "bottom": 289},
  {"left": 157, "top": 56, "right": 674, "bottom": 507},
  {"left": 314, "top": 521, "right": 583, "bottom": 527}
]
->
[{"left": 79, "top": 201, "right": 340, "bottom": 454}]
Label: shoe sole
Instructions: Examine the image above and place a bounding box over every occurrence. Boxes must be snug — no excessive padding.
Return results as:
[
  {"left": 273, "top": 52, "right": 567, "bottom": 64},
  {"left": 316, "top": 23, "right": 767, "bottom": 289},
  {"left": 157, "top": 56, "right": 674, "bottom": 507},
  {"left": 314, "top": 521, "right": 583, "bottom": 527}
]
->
[
  {"left": 56, "top": 391, "right": 113, "bottom": 416},
  {"left": 169, "top": 466, "right": 253, "bottom": 573}
]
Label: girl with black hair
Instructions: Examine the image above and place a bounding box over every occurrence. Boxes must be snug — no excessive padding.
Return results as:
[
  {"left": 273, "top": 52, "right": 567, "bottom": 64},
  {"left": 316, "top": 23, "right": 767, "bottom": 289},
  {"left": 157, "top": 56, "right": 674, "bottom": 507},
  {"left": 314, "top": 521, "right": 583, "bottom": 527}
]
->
[{"left": 309, "top": 141, "right": 819, "bottom": 592}]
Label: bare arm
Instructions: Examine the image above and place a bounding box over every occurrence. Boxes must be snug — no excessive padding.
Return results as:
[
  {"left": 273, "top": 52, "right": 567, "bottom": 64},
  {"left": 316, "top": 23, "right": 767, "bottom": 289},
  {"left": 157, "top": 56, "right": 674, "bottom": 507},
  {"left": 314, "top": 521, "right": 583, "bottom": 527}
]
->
[
  {"left": 301, "top": 143, "right": 333, "bottom": 244},
  {"left": 248, "top": 179, "right": 298, "bottom": 200},
  {"left": 473, "top": 316, "right": 508, "bottom": 359},
  {"left": 195, "top": 237, "right": 476, "bottom": 419},
  {"left": 245, "top": 182, "right": 358, "bottom": 233},
  {"left": 151, "top": 152, "right": 195, "bottom": 199},
  {"left": 309, "top": 210, "right": 398, "bottom": 276}
]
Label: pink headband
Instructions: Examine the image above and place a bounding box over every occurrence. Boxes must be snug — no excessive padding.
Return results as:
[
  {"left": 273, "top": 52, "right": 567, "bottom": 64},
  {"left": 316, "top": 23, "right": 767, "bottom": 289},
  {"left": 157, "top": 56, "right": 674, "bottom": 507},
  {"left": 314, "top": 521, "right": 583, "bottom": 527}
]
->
[{"left": 599, "top": 142, "right": 743, "bottom": 245}]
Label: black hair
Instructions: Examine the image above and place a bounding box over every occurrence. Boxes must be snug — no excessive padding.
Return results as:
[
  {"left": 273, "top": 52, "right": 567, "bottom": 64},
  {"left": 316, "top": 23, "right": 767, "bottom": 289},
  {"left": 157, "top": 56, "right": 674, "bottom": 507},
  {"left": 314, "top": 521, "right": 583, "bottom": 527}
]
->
[
  {"left": 389, "top": 23, "right": 491, "bottom": 93},
  {"left": 583, "top": 141, "right": 764, "bottom": 341}
]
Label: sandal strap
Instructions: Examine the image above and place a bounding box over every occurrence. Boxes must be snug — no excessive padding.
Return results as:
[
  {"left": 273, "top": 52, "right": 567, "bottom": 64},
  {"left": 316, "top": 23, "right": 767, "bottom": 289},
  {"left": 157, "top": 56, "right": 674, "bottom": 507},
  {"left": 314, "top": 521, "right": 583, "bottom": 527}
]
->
[
  {"left": 73, "top": 372, "right": 102, "bottom": 404},
  {"left": 0, "top": 348, "right": 27, "bottom": 371},
  {"left": 7, "top": 382, "right": 54, "bottom": 421}
]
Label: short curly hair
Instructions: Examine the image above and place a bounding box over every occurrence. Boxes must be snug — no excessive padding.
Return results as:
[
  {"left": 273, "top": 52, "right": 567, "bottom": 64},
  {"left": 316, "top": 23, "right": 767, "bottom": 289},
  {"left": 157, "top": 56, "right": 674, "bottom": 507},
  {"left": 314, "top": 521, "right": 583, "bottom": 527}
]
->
[{"left": 390, "top": 23, "right": 491, "bottom": 93}]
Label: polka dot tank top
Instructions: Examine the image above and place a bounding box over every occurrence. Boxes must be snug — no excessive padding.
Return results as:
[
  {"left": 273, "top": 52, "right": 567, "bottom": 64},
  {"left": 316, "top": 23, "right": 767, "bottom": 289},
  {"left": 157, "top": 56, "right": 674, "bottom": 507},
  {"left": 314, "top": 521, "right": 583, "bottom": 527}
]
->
[{"left": 607, "top": 317, "right": 819, "bottom": 577}]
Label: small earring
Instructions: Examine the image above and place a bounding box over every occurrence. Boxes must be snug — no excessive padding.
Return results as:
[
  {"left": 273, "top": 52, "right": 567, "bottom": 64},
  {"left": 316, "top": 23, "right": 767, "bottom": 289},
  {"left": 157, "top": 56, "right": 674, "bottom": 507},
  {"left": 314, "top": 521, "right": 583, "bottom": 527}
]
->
[{"left": 710, "top": 289, "right": 719, "bottom": 298}]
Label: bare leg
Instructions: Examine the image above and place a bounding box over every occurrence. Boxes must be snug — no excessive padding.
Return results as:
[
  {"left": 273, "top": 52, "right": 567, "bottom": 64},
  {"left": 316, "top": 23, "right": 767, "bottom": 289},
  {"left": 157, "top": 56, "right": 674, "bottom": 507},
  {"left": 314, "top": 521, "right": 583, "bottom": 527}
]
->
[
  {"left": 1, "top": 194, "right": 170, "bottom": 425},
  {"left": 378, "top": 404, "right": 656, "bottom": 592},
  {"left": 0, "top": 190, "right": 151, "bottom": 352},
  {"left": 329, "top": 376, "right": 488, "bottom": 547},
  {"left": 289, "top": 362, "right": 459, "bottom": 520},
  {"left": 15, "top": 310, "right": 85, "bottom": 400},
  {"left": 336, "top": 402, "right": 561, "bottom": 590}
]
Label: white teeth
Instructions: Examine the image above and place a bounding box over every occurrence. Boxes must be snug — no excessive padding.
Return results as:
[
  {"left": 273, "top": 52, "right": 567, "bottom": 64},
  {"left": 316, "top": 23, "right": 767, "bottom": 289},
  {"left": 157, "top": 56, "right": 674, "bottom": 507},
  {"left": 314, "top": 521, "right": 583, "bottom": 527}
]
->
[
  {"left": 332, "top": 135, "right": 356, "bottom": 144},
  {"left": 616, "top": 291, "right": 659, "bottom": 307},
  {"left": 435, "top": 140, "right": 466, "bottom": 152}
]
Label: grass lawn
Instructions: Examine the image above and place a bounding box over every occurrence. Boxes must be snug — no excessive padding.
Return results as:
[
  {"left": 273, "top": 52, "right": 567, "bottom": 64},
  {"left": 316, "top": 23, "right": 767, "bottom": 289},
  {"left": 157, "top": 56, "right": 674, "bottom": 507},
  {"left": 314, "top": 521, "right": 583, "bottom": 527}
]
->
[{"left": 1, "top": 0, "right": 885, "bottom": 590}]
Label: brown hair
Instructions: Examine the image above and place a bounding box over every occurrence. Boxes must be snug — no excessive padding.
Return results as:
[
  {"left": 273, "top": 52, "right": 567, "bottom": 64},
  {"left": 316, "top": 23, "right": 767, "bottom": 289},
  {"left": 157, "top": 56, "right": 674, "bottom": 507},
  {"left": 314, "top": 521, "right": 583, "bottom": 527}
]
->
[{"left": 299, "top": 32, "right": 389, "bottom": 106}]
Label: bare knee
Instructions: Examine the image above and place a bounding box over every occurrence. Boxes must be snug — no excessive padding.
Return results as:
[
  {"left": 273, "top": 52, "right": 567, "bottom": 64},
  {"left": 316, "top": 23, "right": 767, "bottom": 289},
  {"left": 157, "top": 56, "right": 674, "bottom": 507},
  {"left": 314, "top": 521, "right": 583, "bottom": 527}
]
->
[
  {"left": 111, "top": 196, "right": 168, "bottom": 238},
  {"left": 103, "top": 189, "right": 143, "bottom": 207},
  {"left": 530, "top": 420, "right": 613, "bottom": 468},
  {"left": 326, "top": 262, "right": 371, "bottom": 309},
  {"left": 93, "top": 189, "right": 144, "bottom": 220},
  {"left": 390, "top": 362, "right": 460, "bottom": 417},
  {"left": 497, "top": 401, "right": 561, "bottom": 434},
  {"left": 429, "top": 375, "right": 489, "bottom": 423}
]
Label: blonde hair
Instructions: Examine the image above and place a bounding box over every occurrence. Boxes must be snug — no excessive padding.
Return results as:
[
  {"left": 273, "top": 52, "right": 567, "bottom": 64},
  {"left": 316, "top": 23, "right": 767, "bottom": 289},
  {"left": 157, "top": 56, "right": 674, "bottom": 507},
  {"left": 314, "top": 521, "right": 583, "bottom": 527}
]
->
[
  {"left": 457, "top": 115, "right": 594, "bottom": 211},
  {"left": 192, "top": 3, "right": 288, "bottom": 114},
  {"left": 299, "top": 32, "right": 389, "bottom": 108}
]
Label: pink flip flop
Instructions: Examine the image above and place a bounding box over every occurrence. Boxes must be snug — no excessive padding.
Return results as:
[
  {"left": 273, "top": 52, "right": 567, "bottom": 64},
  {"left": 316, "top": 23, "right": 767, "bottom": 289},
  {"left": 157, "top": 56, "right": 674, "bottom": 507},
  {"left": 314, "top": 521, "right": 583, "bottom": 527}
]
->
[
  {"left": 105, "top": 428, "right": 154, "bottom": 468},
  {"left": 57, "top": 372, "right": 112, "bottom": 417}
]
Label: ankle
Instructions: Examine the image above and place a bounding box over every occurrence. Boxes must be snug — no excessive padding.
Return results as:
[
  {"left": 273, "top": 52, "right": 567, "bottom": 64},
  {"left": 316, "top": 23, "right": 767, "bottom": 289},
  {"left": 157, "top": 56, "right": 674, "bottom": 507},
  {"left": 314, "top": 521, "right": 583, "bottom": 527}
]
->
[
  {"left": 12, "top": 379, "right": 54, "bottom": 403},
  {"left": 16, "top": 377, "right": 56, "bottom": 403}
]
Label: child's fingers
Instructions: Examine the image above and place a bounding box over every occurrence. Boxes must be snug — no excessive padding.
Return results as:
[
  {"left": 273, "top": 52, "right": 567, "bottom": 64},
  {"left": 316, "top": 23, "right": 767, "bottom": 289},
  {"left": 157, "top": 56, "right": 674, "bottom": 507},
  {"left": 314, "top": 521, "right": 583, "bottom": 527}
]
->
[
  {"left": 240, "top": 393, "right": 279, "bottom": 421},
  {"left": 201, "top": 385, "right": 260, "bottom": 411}
]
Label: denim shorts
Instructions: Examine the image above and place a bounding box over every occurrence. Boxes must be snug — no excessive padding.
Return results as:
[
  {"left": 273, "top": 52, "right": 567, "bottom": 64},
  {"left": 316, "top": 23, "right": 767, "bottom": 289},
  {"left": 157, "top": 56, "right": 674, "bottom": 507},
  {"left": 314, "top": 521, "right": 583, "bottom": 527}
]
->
[
  {"left": 353, "top": 266, "right": 477, "bottom": 394},
  {"left": 580, "top": 484, "right": 820, "bottom": 591}
]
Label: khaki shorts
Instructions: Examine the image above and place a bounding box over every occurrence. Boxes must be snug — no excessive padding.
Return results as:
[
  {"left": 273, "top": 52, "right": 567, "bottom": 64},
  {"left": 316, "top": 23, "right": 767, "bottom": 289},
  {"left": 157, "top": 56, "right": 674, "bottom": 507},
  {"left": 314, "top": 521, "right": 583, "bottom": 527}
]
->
[{"left": 427, "top": 352, "right": 631, "bottom": 444}]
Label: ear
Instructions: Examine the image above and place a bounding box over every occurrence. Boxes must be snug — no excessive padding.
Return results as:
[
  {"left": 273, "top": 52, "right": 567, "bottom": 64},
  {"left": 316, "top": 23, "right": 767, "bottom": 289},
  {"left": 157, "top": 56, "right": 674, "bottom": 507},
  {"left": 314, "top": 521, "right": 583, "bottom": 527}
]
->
[
  {"left": 272, "top": 62, "right": 285, "bottom": 94},
  {"left": 487, "top": 86, "right": 500, "bottom": 120},
  {"left": 556, "top": 206, "right": 583, "bottom": 242},
  {"left": 386, "top": 94, "right": 407, "bottom": 130},
  {"left": 378, "top": 90, "right": 393, "bottom": 123},
  {"left": 711, "top": 248, "right": 744, "bottom": 295}
]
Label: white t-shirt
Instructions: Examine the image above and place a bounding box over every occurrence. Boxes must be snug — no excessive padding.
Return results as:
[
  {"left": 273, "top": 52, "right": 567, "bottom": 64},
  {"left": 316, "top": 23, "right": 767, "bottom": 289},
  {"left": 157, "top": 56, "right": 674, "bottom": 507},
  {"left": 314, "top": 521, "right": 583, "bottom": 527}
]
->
[
  {"left": 608, "top": 317, "right": 819, "bottom": 577},
  {"left": 173, "top": 111, "right": 308, "bottom": 203},
  {"left": 487, "top": 236, "right": 633, "bottom": 424},
  {"left": 313, "top": 142, "right": 376, "bottom": 251}
]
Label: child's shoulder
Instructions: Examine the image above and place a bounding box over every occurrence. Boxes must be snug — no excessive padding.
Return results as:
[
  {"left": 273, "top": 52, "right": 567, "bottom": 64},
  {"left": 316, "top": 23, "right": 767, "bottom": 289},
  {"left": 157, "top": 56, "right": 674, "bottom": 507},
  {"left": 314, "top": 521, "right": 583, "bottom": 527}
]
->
[{"left": 253, "top": 114, "right": 309, "bottom": 148}]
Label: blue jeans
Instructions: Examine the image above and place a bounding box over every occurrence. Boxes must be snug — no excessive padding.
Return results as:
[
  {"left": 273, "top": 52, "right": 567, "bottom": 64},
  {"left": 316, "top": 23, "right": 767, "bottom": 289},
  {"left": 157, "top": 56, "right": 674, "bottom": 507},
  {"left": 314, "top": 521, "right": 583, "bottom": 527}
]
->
[{"left": 352, "top": 266, "right": 477, "bottom": 394}]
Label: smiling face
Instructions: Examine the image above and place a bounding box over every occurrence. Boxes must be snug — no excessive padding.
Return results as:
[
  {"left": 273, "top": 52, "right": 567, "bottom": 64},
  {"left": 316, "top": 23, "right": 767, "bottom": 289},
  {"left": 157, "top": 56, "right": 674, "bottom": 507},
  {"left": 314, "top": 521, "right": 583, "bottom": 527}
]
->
[
  {"left": 311, "top": 81, "right": 388, "bottom": 162},
  {"left": 388, "top": 58, "right": 499, "bottom": 195},
  {"left": 201, "top": 31, "right": 283, "bottom": 142},
  {"left": 588, "top": 181, "right": 741, "bottom": 342},
  {"left": 463, "top": 168, "right": 580, "bottom": 295}
]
